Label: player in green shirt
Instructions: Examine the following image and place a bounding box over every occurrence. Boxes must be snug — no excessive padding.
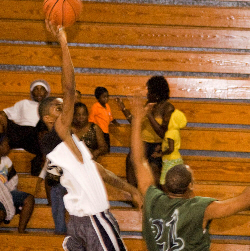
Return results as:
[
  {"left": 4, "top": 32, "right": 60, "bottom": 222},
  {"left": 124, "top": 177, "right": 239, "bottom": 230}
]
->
[{"left": 130, "top": 94, "right": 250, "bottom": 251}]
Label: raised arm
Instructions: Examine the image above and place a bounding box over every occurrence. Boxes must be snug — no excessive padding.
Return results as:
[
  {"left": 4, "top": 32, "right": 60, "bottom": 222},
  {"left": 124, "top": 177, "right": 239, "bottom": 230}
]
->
[
  {"left": 45, "top": 20, "right": 75, "bottom": 138},
  {"left": 130, "top": 96, "right": 155, "bottom": 196},
  {"left": 203, "top": 186, "right": 250, "bottom": 229},
  {"left": 45, "top": 21, "right": 83, "bottom": 162}
]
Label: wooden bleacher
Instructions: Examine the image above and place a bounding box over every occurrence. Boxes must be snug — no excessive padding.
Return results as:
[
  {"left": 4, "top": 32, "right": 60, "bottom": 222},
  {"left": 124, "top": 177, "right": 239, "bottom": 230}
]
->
[{"left": 1, "top": 0, "right": 250, "bottom": 250}]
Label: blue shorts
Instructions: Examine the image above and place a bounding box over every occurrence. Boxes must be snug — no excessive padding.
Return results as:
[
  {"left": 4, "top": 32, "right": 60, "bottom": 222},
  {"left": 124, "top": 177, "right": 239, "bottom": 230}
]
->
[{"left": 0, "top": 190, "right": 30, "bottom": 215}]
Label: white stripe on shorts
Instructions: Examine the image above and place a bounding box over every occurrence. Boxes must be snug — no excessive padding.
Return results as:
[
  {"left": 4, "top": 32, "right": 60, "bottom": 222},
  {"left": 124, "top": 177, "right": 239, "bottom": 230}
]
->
[{"left": 90, "top": 212, "right": 121, "bottom": 251}]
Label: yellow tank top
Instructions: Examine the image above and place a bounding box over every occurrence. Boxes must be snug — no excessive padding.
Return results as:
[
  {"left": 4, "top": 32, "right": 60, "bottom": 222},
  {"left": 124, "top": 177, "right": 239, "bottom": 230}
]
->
[{"left": 141, "top": 117, "right": 163, "bottom": 143}]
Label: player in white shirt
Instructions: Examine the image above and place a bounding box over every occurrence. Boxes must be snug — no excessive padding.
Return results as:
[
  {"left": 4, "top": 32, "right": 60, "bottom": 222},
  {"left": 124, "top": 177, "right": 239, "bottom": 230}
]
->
[{"left": 39, "top": 21, "right": 142, "bottom": 251}]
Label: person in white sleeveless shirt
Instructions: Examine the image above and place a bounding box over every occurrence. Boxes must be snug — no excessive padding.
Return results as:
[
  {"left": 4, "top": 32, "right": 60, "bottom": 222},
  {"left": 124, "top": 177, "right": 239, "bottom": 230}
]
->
[{"left": 39, "top": 21, "right": 142, "bottom": 251}]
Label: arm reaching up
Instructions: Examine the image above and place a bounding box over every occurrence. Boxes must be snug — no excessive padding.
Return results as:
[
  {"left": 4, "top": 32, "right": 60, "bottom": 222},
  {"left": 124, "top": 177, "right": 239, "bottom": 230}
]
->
[
  {"left": 130, "top": 95, "right": 155, "bottom": 196},
  {"left": 45, "top": 20, "right": 83, "bottom": 163}
]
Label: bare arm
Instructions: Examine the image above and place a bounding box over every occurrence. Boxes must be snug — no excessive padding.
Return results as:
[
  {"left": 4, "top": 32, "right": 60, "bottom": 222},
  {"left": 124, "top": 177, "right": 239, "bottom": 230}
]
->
[
  {"left": 95, "top": 162, "right": 143, "bottom": 208},
  {"left": 115, "top": 98, "right": 132, "bottom": 123},
  {"left": 162, "top": 138, "right": 174, "bottom": 155},
  {"left": 203, "top": 186, "right": 250, "bottom": 228},
  {"left": 92, "top": 125, "right": 108, "bottom": 160},
  {"left": 45, "top": 21, "right": 75, "bottom": 139},
  {"left": 147, "top": 111, "right": 167, "bottom": 139},
  {"left": 131, "top": 96, "right": 155, "bottom": 196},
  {"left": 45, "top": 21, "right": 83, "bottom": 162}
]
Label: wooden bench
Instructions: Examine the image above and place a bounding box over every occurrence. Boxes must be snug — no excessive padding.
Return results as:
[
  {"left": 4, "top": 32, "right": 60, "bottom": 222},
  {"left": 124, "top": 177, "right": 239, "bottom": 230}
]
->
[
  {"left": 16, "top": 173, "right": 250, "bottom": 201},
  {"left": 3, "top": 19, "right": 250, "bottom": 50},
  {"left": 0, "top": 231, "right": 250, "bottom": 251},
  {"left": 1, "top": 93, "right": 250, "bottom": 124},
  {"left": 1, "top": 1, "right": 250, "bottom": 30},
  {"left": 2, "top": 43, "right": 250, "bottom": 74},
  {"left": 9, "top": 150, "right": 250, "bottom": 183},
  {"left": 0, "top": 71, "right": 249, "bottom": 100},
  {"left": 2, "top": 205, "right": 250, "bottom": 237},
  {"left": 0, "top": 231, "right": 147, "bottom": 251},
  {"left": 108, "top": 124, "right": 250, "bottom": 151}
]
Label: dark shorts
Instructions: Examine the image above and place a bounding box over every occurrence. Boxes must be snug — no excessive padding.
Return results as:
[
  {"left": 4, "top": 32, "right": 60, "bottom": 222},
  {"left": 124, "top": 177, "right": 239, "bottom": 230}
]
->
[
  {"left": 63, "top": 210, "right": 127, "bottom": 251},
  {"left": 0, "top": 190, "right": 30, "bottom": 215}
]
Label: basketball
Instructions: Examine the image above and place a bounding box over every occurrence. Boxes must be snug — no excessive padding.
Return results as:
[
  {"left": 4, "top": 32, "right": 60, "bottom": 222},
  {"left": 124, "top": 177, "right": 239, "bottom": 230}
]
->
[{"left": 43, "top": 0, "right": 83, "bottom": 28}]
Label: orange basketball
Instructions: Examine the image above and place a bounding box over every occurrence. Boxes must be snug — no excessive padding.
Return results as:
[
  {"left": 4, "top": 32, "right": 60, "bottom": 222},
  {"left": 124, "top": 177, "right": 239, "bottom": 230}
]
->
[{"left": 43, "top": 0, "right": 83, "bottom": 28}]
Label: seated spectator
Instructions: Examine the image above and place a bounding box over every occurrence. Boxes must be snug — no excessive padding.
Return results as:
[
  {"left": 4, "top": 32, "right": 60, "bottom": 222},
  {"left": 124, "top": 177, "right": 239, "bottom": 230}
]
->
[
  {"left": 0, "top": 80, "right": 51, "bottom": 176},
  {"left": 72, "top": 102, "right": 108, "bottom": 161},
  {"left": 3, "top": 79, "right": 50, "bottom": 127},
  {"left": 0, "top": 134, "right": 34, "bottom": 233},
  {"left": 0, "top": 112, "right": 47, "bottom": 176},
  {"left": 89, "top": 86, "right": 120, "bottom": 151}
]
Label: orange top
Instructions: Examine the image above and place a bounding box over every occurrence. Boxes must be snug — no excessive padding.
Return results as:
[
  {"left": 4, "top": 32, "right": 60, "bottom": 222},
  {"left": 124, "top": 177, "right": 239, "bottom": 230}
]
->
[{"left": 89, "top": 102, "right": 113, "bottom": 133}]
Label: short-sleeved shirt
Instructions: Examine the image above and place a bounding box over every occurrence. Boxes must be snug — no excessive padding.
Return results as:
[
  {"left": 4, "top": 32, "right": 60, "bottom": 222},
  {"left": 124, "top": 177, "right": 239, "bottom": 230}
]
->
[
  {"left": 88, "top": 102, "right": 113, "bottom": 133},
  {"left": 143, "top": 186, "right": 216, "bottom": 251},
  {"left": 4, "top": 99, "right": 39, "bottom": 127}
]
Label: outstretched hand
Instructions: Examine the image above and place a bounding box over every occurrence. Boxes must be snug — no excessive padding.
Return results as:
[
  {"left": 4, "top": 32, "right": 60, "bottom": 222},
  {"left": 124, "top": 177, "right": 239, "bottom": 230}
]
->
[{"left": 45, "top": 19, "right": 67, "bottom": 44}]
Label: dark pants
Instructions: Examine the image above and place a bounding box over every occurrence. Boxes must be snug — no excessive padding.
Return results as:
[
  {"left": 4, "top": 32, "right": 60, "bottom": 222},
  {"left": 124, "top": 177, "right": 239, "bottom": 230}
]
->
[{"left": 126, "top": 142, "right": 162, "bottom": 187}]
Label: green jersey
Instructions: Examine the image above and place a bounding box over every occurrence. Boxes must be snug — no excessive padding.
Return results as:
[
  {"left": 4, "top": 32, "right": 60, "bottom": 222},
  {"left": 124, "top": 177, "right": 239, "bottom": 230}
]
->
[{"left": 143, "top": 186, "right": 216, "bottom": 251}]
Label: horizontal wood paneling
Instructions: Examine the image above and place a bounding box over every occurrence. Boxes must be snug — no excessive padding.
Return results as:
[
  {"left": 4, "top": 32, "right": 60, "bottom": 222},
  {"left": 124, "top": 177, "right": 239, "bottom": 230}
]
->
[
  {"left": 1, "top": 94, "right": 250, "bottom": 124},
  {"left": 2, "top": 1, "right": 250, "bottom": 29},
  {"left": 3, "top": 205, "right": 250, "bottom": 236},
  {"left": 11, "top": 151, "right": 250, "bottom": 183},
  {"left": 109, "top": 125, "right": 250, "bottom": 151},
  {"left": 210, "top": 213, "right": 250, "bottom": 236},
  {"left": 3, "top": 20, "right": 250, "bottom": 50},
  {"left": 211, "top": 240, "right": 250, "bottom": 251},
  {"left": 193, "top": 181, "right": 248, "bottom": 200},
  {"left": 2, "top": 44, "right": 250, "bottom": 74},
  {"left": 3, "top": 206, "right": 143, "bottom": 231},
  {"left": 0, "top": 232, "right": 147, "bottom": 251},
  {"left": 17, "top": 173, "right": 250, "bottom": 201},
  {"left": 1, "top": 232, "right": 250, "bottom": 251},
  {"left": 0, "top": 71, "right": 250, "bottom": 99},
  {"left": 17, "top": 175, "right": 133, "bottom": 202},
  {"left": 185, "top": 156, "right": 250, "bottom": 183}
]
